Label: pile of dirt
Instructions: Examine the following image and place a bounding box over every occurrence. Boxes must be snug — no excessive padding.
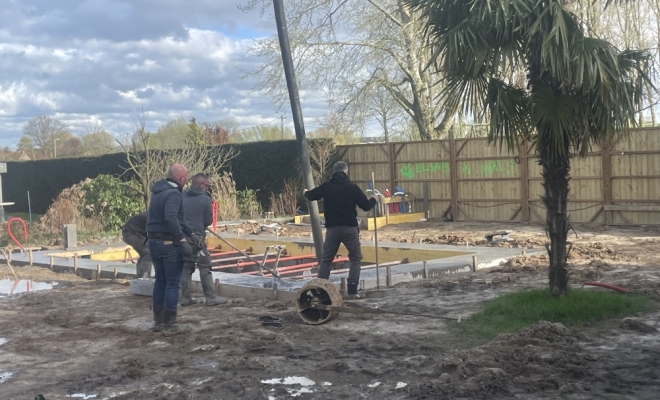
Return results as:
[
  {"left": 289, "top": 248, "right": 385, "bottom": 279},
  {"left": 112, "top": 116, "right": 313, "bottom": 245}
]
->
[
  {"left": 215, "top": 221, "right": 302, "bottom": 237},
  {"left": 568, "top": 242, "right": 622, "bottom": 261},
  {"left": 620, "top": 318, "right": 658, "bottom": 333},
  {"left": 409, "top": 321, "right": 591, "bottom": 399},
  {"left": 490, "top": 255, "right": 546, "bottom": 273},
  {"left": 0, "top": 265, "right": 85, "bottom": 282},
  {"left": 568, "top": 260, "right": 616, "bottom": 281}
]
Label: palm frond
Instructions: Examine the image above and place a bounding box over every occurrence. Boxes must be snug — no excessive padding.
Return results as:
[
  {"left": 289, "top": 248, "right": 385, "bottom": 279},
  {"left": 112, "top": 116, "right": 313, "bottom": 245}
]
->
[{"left": 486, "top": 79, "right": 531, "bottom": 152}]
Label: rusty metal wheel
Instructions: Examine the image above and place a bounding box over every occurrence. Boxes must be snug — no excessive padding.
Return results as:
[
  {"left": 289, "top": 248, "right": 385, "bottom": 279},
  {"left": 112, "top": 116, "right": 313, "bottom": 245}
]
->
[{"left": 295, "top": 278, "right": 343, "bottom": 325}]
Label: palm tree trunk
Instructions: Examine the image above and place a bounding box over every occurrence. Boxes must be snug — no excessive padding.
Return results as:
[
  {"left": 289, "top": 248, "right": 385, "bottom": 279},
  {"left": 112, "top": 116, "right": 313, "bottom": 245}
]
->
[{"left": 541, "top": 158, "right": 571, "bottom": 298}]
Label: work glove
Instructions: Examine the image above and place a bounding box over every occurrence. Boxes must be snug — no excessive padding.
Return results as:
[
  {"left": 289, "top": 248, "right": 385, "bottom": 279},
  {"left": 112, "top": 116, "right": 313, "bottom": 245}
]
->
[
  {"left": 180, "top": 240, "right": 194, "bottom": 257},
  {"left": 190, "top": 234, "right": 204, "bottom": 249}
]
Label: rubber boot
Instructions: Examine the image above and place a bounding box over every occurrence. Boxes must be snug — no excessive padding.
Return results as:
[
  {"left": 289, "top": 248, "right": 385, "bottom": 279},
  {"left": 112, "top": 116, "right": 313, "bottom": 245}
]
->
[
  {"left": 136, "top": 258, "right": 152, "bottom": 278},
  {"left": 180, "top": 271, "right": 198, "bottom": 306},
  {"left": 163, "top": 309, "right": 191, "bottom": 335},
  {"left": 152, "top": 304, "right": 164, "bottom": 332},
  {"left": 200, "top": 273, "right": 227, "bottom": 306},
  {"left": 345, "top": 283, "right": 362, "bottom": 300}
]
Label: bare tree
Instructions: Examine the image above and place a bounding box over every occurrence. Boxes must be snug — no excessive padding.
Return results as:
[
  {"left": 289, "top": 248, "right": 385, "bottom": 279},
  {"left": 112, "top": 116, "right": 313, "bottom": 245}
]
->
[
  {"left": 368, "top": 85, "right": 408, "bottom": 142},
  {"left": 201, "top": 122, "right": 231, "bottom": 145},
  {"left": 308, "top": 139, "right": 336, "bottom": 185},
  {"left": 117, "top": 111, "right": 238, "bottom": 208},
  {"left": 22, "top": 115, "right": 69, "bottom": 158},
  {"left": 218, "top": 117, "right": 243, "bottom": 142},
  {"left": 243, "top": 0, "right": 457, "bottom": 140},
  {"left": 82, "top": 122, "right": 116, "bottom": 155}
]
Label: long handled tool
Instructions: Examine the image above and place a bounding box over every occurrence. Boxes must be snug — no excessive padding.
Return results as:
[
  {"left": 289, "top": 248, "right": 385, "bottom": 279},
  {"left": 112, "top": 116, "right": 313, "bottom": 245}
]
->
[
  {"left": 311, "top": 302, "right": 460, "bottom": 322},
  {"left": 371, "top": 172, "right": 380, "bottom": 290},
  {"left": 206, "top": 228, "right": 281, "bottom": 279}
]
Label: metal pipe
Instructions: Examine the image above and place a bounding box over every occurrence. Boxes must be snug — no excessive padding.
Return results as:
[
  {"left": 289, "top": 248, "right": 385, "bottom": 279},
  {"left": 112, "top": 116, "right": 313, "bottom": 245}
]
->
[
  {"left": 244, "top": 257, "right": 349, "bottom": 276},
  {"left": 208, "top": 249, "right": 248, "bottom": 257},
  {"left": 206, "top": 228, "right": 280, "bottom": 278},
  {"left": 372, "top": 172, "right": 380, "bottom": 289},
  {"left": 211, "top": 252, "right": 277, "bottom": 264},
  {"left": 211, "top": 253, "right": 318, "bottom": 270},
  {"left": 273, "top": 0, "right": 324, "bottom": 262},
  {"left": 330, "top": 260, "right": 402, "bottom": 275}
]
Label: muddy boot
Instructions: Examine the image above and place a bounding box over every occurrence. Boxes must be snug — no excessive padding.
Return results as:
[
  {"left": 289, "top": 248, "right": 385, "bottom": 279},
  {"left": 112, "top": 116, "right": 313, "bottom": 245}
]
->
[
  {"left": 345, "top": 283, "right": 363, "bottom": 300},
  {"left": 200, "top": 273, "right": 227, "bottom": 306},
  {"left": 162, "top": 309, "right": 191, "bottom": 335},
  {"left": 180, "top": 272, "right": 197, "bottom": 306},
  {"left": 152, "top": 304, "right": 164, "bottom": 332}
]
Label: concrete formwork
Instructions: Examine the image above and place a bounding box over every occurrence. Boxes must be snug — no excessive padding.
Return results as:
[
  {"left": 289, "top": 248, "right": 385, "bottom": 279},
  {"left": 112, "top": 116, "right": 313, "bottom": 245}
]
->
[{"left": 1, "top": 234, "right": 541, "bottom": 301}]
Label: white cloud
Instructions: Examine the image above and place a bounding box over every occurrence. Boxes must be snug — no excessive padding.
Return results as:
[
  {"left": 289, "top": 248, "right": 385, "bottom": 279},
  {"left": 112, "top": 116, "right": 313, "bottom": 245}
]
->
[{"left": 0, "top": 0, "right": 331, "bottom": 148}]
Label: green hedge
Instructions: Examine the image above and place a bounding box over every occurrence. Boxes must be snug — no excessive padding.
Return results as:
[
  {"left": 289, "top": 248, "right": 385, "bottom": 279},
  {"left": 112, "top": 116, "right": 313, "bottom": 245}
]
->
[
  {"left": 4, "top": 139, "right": 332, "bottom": 215},
  {"left": 4, "top": 152, "right": 132, "bottom": 215}
]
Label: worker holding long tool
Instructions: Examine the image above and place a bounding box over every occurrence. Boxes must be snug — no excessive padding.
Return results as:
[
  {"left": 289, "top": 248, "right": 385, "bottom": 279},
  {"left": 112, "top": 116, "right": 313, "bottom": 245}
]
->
[
  {"left": 121, "top": 211, "right": 152, "bottom": 278},
  {"left": 180, "top": 173, "right": 227, "bottom": 307},
  {"left": 304, "top": 161, "right": 378, "bottom": 298},
  {"left": 147, "top": 164, "right": 204, "bottom": 334}
]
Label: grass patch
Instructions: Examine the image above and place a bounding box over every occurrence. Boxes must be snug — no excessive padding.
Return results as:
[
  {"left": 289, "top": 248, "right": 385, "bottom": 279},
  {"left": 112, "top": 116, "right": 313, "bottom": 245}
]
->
[{"left": 454, "top": 288, "right": 654, "bottom": 342}]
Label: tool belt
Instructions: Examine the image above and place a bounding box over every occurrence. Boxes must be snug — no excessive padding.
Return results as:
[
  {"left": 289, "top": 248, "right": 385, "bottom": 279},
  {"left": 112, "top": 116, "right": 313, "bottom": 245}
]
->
[{"left": 147, "top": 232, "right": 174, "bottom": 241}]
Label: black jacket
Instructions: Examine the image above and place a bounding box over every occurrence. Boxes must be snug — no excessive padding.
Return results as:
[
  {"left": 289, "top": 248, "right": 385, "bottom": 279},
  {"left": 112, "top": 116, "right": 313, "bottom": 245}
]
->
[
  {"left": 146, "top": 178, "right": 193, "bottom": 242},
  {"left": 123, "top": 211, "right": 147, "bottom": 237},
  {"left": 304, "top": 172, "right": 377, "bottom": 227},
  {"left": 182, "top": 186, "right": 212, "bottom": 238}
]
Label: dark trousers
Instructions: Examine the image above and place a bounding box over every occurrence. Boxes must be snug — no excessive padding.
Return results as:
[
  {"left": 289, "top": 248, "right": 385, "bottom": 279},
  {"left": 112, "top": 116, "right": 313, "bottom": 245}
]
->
[
  {"left": 123, "top": 231, "right": 152, "bottom": 278},
  {"left": 149, "top": 239, "right": 183, "bottom": 311},
  {"left": 183, "top": 242, "right": 212, "bottom": 277},
  {"left": 317, "top": 226, "right": 362, "bottom": 286}
]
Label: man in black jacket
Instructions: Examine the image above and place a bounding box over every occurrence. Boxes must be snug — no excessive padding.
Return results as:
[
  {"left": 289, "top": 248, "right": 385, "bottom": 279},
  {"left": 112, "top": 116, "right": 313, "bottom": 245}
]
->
[
  {"left": 304, "top": 161, "right": 378, "bottom": 298},
  {"left": 122, "top": 211, "right": 152, "bottom": 278},
  {"left": 147, "top": 164, "right": 204, "bottom": 334},
  {"left": 181, "top": 173, "right": 227, "bottom": 306}
]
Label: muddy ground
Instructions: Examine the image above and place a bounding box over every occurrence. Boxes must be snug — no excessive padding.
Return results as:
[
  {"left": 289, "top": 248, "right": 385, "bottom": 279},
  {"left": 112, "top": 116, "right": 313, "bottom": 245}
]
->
[{"left": 1, "top": 221, "right": 660, "bottom": 399}]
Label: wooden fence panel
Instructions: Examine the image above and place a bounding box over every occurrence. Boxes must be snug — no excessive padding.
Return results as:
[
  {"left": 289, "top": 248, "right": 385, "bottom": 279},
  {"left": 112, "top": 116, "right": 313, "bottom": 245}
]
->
[{"left": 336, "top": 128, "right": 660, "bottom": 225}]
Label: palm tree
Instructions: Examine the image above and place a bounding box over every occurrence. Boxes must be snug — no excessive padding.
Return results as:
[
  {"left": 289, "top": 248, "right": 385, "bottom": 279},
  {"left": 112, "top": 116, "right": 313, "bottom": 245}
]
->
[{"left": 405, "top": 0, "right": 651, "bottom": 297}]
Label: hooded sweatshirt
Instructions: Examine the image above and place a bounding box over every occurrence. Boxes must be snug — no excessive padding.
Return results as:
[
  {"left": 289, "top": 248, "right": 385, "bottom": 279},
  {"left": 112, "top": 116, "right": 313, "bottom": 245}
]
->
[
  {"left": 146, "top": 178, "right": 193, "bottom": 242},
  {"left": 123, "top": 211, "right": 148, "bottom": 237},
  {"left": 304, "top": 171, "right": 377, "bottom": 228},
  {"left": 182, "top": 185, "right": 213, "bottom": 237}
]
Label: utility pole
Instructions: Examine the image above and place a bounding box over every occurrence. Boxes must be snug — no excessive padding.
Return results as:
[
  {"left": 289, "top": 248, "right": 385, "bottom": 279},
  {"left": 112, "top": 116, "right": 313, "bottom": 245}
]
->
[
  {"left": 273, "top": 0, "right": 324, "bottom": 262},
  {"left": 53, "top": 137, "right": 59, "bottom": 158},
  {"left": 281, "top": 115, "right": 285, "bottom": 140}
]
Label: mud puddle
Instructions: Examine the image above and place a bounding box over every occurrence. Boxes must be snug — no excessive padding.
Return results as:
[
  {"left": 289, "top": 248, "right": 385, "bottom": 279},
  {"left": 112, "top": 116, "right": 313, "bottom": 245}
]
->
[
  {"left": 0, "top": 279, "right": 55, "bottom": 296},
  {"left": 0, "top": 371, "right": 13, "bottom": 383}
]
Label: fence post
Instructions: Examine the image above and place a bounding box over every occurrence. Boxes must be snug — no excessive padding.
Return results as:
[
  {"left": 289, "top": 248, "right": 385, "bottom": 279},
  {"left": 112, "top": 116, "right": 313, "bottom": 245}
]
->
[
  {"left": 388, "top": 142, "right": 396, "bottom": 196},
  {"left": 602, "top": 144, "right": 613, "bottom": 225},
  {"left": 520, "top": 140, "right": 531, "bottom": 222},
  {"left": 449, "top": 135, "right": 459, "bottom": 221}
]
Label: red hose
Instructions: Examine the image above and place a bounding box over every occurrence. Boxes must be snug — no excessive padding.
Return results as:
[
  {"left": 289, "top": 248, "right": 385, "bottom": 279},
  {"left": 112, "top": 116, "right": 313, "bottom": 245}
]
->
[
  {"left": 584, "top": 282, "right": 630, "bottom": 293},
  {"left": 212, "top": 200, "right": 218, "bottom": 232},
  {"left": 6, "top": 217, "right": 27, "bottom": 250}
]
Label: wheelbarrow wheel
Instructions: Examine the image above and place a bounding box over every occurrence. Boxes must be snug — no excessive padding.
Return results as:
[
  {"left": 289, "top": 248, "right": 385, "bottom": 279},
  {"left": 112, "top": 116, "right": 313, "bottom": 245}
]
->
[{"left": 295, "top": 278, "right": 344, "bottom": 325}]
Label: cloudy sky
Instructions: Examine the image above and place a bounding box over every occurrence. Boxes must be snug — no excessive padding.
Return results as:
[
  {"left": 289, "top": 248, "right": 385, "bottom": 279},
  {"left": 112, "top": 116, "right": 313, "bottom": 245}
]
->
[{"left": 0, "top": 0, "right": 330, "bottom": 148}]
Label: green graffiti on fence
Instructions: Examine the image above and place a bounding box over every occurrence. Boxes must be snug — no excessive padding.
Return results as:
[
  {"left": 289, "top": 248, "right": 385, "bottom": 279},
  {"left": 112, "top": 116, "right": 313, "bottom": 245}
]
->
[
  {"left": 399, "top": 162, "right": 449, "bottom": 179},
  {"left": 399, "top": 160, "right": 516, "bottom": 179}
]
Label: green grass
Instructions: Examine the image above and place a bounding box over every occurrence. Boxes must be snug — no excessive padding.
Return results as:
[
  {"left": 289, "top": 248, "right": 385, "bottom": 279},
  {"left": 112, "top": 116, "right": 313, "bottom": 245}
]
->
[{"left": 454, "top": 288, "right": 654, "bottom": 342}]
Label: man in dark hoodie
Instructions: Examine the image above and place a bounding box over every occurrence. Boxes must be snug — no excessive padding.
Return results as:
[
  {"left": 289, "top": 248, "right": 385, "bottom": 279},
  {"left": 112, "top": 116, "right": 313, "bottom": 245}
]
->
[
  {"left": 180, "top": 173, "right": 227, "bottom": 307},
  {"left": 122, "top": 211, "right": 152, "bottom": 278},
  {"left": 303, "top": 161, "right": 378, "bottom": 298},
  {"left": 146, "top": 164, "right": 204, "bottom": 334}
]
